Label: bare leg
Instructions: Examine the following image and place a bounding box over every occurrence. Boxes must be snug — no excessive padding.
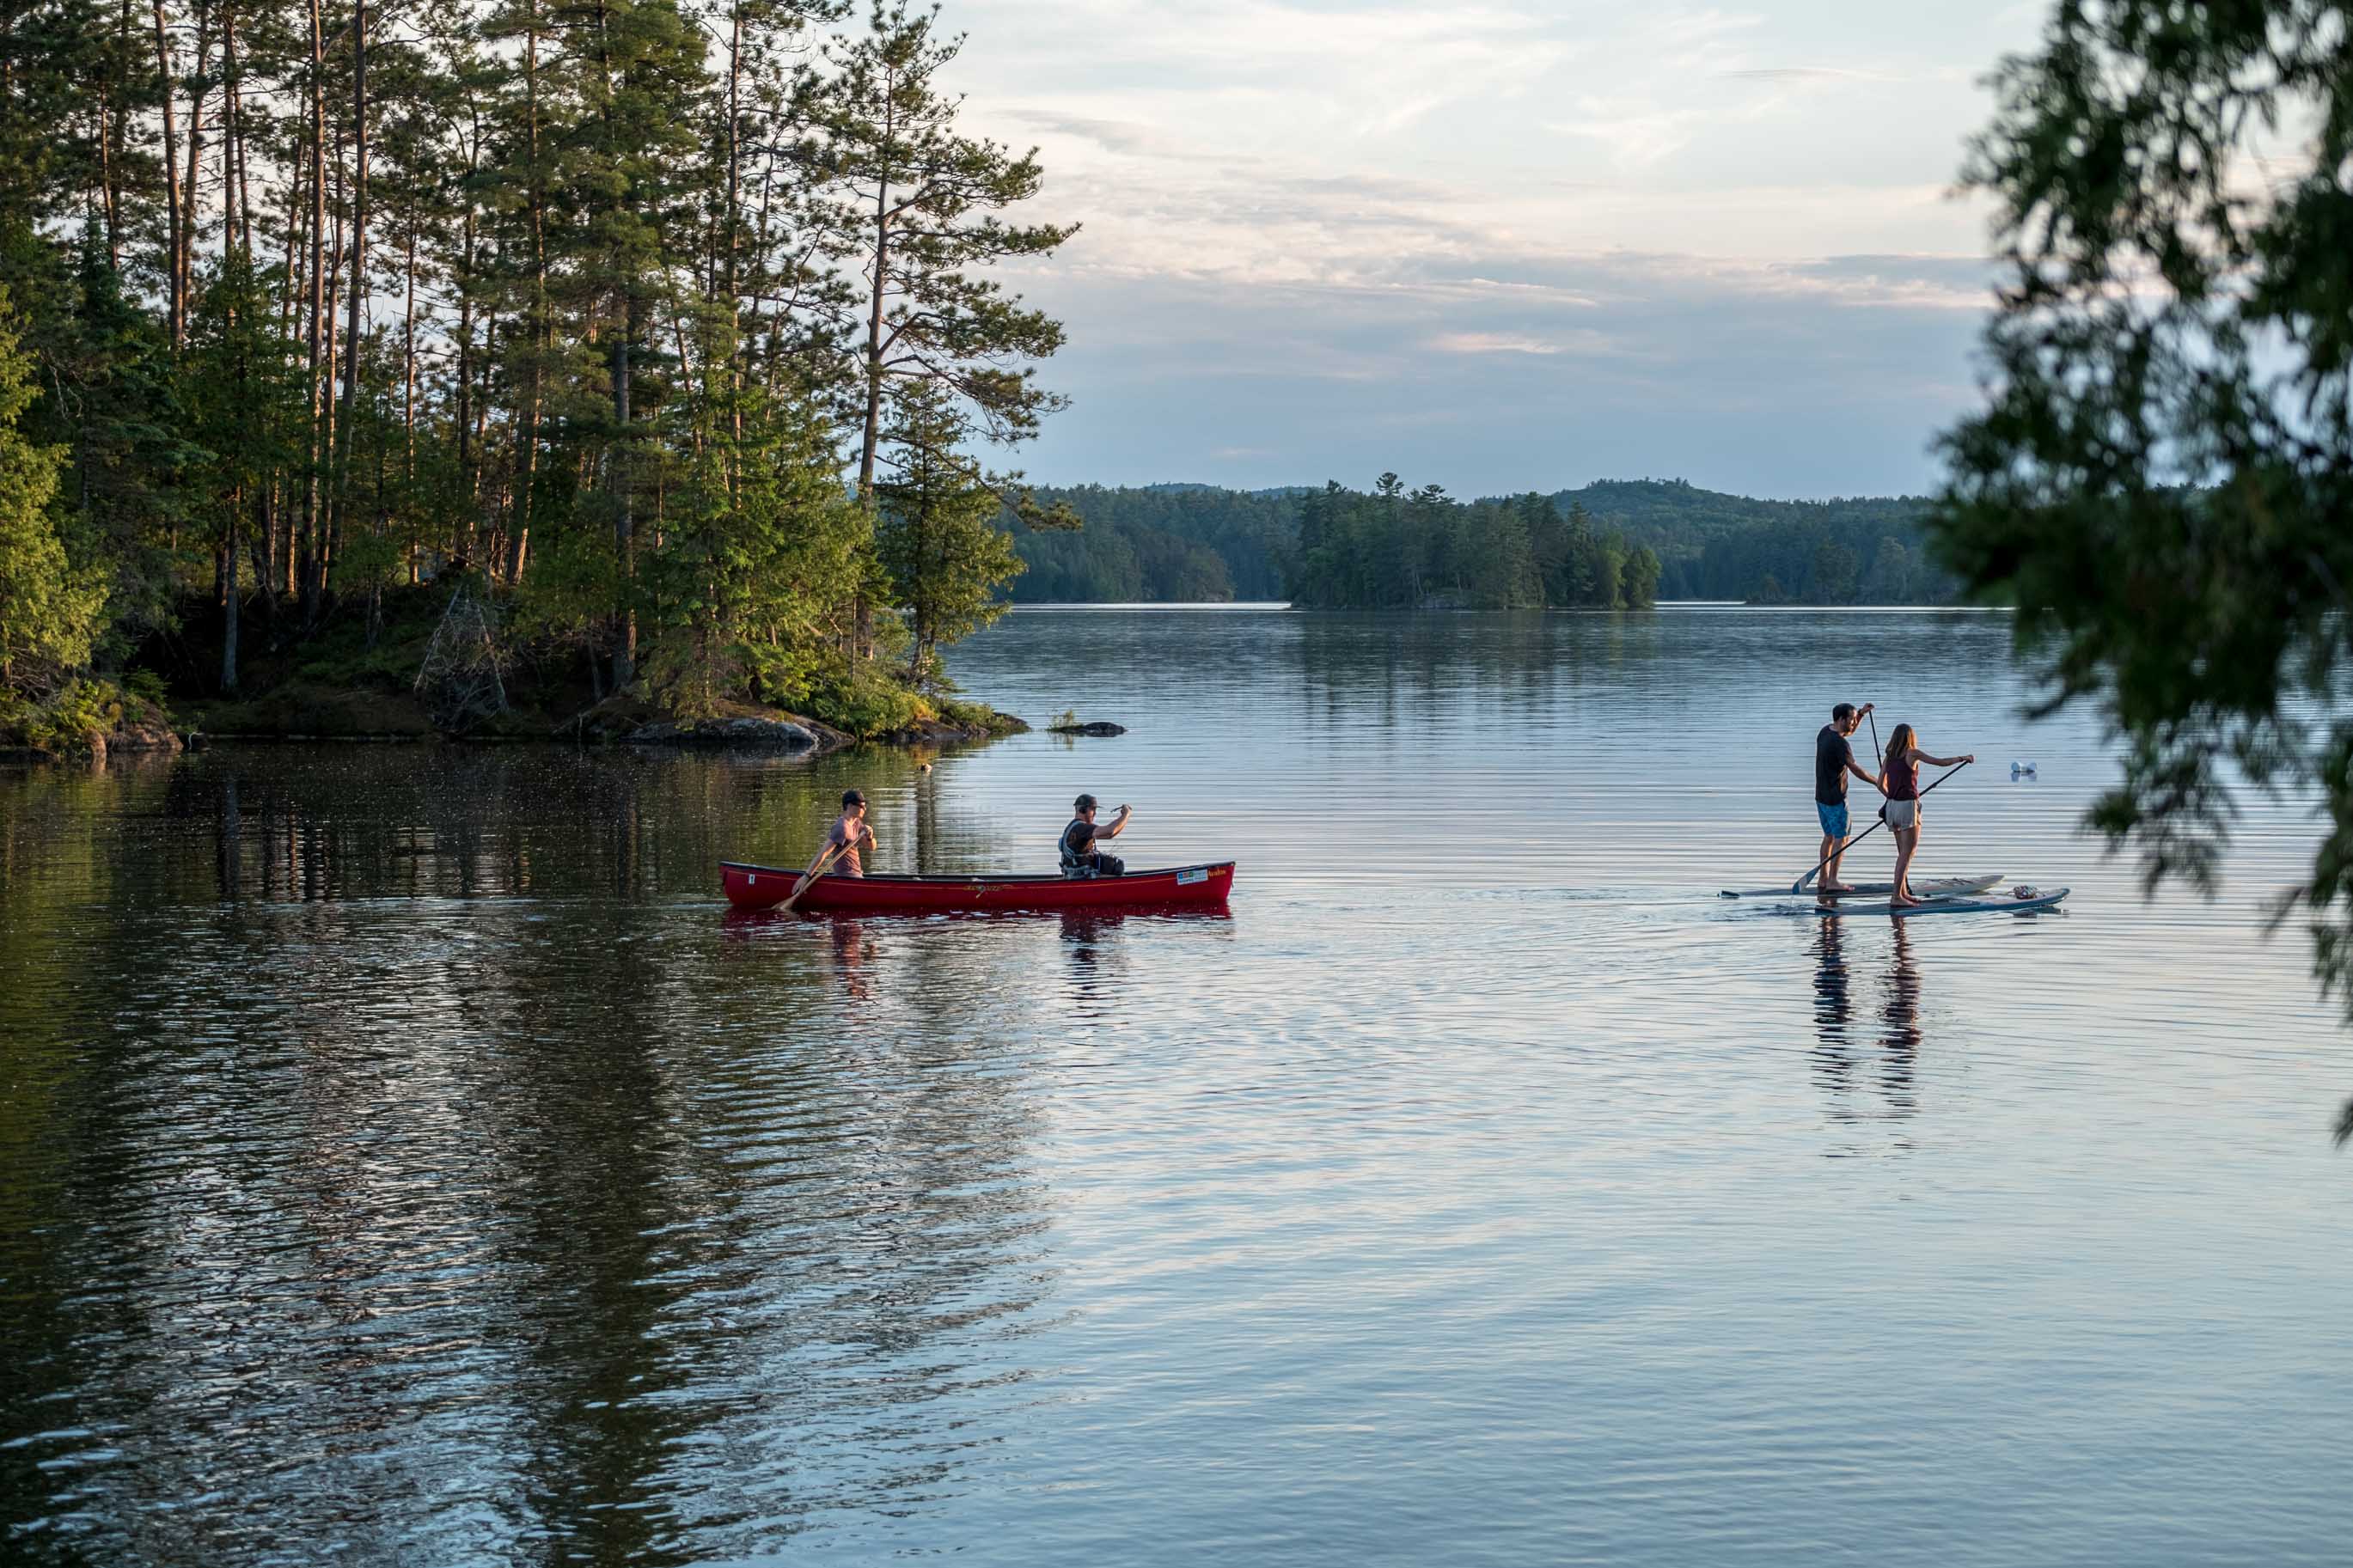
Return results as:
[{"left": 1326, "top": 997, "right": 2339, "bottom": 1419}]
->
[
  {"left": 1891, "top": 824, "right": 1922, "bottom": 906},
  {"left": 1819, "top": 832, "right": 1841, "bottom": 892}
]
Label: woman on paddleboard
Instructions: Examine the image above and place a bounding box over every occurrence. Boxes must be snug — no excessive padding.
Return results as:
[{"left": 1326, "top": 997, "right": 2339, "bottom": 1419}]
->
[{"left": 1881, "top": 725, "right": 1973, "bottom": 907}]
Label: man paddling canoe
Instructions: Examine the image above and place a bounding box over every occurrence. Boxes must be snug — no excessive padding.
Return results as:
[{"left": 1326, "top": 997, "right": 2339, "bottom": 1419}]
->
[
  {"left": 1060, "top": 793, "right": 1131, "bottom": 878},
  {"left": 1814, "top": 702, "right": 1886, "bottom": 893}
]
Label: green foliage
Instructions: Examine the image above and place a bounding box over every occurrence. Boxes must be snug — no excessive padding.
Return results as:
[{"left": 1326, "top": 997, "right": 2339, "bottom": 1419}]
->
[
  {"left": 1291, "top": 479, "right": 1644, "bottom": 609},
  {"left": 801, "top": 656, "right": 927, "bottom": 738},
  {"left": 1928, "top": 1, "right": 2353, "bottom": 1084},
  {"left": 0, "top": 290, "right": 105, "bottom": 692},
  {"left": 0, "top": 678, "right": 124, "bottom": 755},
  {"left": 873, "top": 384, "right": 1026, "bottom": 683},
  {"left": 1002, "top": 484, "right": 1292, "bottom": 601},
  {"left": 0, "top": 0, "right": 1067, "bottom": 731}
]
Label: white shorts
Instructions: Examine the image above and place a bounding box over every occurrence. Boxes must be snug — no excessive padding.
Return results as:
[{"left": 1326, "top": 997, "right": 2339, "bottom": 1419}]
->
[{"left": 1885, "top": 798, "right": 1922, "bottom": 832}]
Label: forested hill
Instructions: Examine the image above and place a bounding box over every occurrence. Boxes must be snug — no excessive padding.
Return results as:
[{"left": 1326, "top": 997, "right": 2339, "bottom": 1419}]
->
[
  {"left": 1001, "top": 485, "right": 1297, "bottom": 601},
  {"left": 1002, "top": 479, "right": 1959, "bottom": 606},
  {"left": 1543, "top": 480, "right": 1956, "bottom": 604}
]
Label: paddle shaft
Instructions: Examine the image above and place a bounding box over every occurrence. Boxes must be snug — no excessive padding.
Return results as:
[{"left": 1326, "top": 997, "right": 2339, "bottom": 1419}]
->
[
  {"left": 780, "top": 833, "right": 857, "bottom": 915},
  {"left": 1794, "top": 758, "right": 1971, "bottom": 894}
]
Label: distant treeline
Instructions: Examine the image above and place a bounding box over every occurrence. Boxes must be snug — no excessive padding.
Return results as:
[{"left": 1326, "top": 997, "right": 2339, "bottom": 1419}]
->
[
  {"left": 999, "top": 478, "right": 1958, "bottom": 607},
  {"left": 1001, "top": 485, "right": 1294, "bottom": 601},
  {"left": 1293, "top": 480, "right": 1659, "bottom": 609},
  {"left": 1542, "top": 480, "right": 1959, "bottom": 605}
]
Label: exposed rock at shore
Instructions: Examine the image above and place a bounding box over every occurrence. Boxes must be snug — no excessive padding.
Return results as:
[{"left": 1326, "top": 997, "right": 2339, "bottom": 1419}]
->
[
  {"left": 104, "top": 709, "right": 185, "bottom": 758},
  {"left": 885, "top": 711, "right": 1032, "bottom": 746},
  {"left": 624, "top": 715, "right": 829, "bottom": 751},
  {"left": 1048, "top": 720, "right": 1127, "bottom": 736},
  {"left": 2, "top": 695, "right": 186, "bottom": 762}
]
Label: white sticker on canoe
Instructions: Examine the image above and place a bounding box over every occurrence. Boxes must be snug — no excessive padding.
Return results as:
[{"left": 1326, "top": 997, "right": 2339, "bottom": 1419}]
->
[{"left": 1176, "top": 868, "right": 1207, "bottom": 885}]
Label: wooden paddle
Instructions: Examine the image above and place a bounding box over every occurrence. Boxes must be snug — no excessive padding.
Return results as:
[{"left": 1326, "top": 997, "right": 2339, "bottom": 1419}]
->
[
  {"left": 1792, "top": 757, "right": 1971, "bottom": 894},
  {"left": 779, "top": 834, "right": 855, "bottom": 916}
]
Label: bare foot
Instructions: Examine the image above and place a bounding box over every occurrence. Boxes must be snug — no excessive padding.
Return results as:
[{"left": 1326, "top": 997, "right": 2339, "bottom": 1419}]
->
[{"left": 1890, "top": 894, "right": 1924, "bottom": 908}]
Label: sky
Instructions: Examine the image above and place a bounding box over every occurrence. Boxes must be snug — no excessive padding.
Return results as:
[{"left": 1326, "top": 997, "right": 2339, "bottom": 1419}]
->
[{"left": 942, "top": 0, "right": 2054, "bottom": 499}]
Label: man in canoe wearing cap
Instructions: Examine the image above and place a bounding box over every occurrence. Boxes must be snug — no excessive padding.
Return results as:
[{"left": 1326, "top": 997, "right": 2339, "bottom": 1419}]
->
[
  {"left": 804, "top": 789, "right": 877, "bottom": 882},
  {"left": 1060, "top": 794, "right": 1131, "bottom": 878},
  {"left": 1813, "top": 702, "right": 1885, "bottom": 893}
]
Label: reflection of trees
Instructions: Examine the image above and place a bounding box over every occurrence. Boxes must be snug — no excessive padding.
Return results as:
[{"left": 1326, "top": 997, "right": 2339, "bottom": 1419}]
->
[{"left": 0, "top": 747, "right": 1059, "bottom": 1559}]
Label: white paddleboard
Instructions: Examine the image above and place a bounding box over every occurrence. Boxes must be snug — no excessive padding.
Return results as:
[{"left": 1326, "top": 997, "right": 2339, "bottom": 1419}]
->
[
  {"left": 1720, "top": 873, "right": 2002, "bottom": 900},
  {"left": 1792, "top": 886, "right": 2070, "bottom": 918}
]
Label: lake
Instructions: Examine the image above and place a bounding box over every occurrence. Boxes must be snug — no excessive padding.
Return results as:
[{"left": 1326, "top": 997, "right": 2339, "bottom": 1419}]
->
[{"left": 3, "top": 606, "right": 2348, "bottom": 1565}]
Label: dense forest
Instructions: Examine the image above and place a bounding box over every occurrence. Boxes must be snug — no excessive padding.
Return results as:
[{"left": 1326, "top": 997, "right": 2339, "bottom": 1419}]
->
[
  {"left": 993, "top": 478, "right": 1954, "bottom": 608},
  {"left": 0, "top": 0, "right": 1076, "bottom": 747},
  {"left": 1550, "top": 480, "right": 1957, "bottom": 604},
  {"left": 1292, "top": 478, "right": 1661, "bottom": 609},
  {"left": 999, "top": 483, "right": 1293, "bottom": 601}
]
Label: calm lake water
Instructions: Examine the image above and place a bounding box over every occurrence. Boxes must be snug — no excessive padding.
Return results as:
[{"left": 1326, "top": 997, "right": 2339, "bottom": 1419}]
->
[{"left": 3, "top": 607, "right": 2349, "bottom": 1565}]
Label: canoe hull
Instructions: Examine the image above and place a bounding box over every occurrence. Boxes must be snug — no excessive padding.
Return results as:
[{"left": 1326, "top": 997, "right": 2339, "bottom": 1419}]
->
[{"left": 720, "top": 859, "right": 1235, "bottom": 914}]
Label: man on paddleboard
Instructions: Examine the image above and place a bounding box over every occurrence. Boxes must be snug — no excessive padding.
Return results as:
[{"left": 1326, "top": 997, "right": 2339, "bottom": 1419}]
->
[
  {"left": 805, "top": 789, "right": 877, "bottom": 881},
  {"left": 1060, "top": 794, "right": 1131, "bottom": 877},
  {"left": 1814, "top": 703, "right": 1885, "bottom": 893}
]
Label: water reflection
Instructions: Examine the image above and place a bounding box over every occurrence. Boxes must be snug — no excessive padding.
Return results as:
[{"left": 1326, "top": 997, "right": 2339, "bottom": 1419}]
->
[
  {"left": 9, "top": 610, "right": 2353, "bottom": 1565},
  {"left": 828, "top": 918, "right": 878, "bottom": 1000},
  {"left": 1809, "top": 916, "right": 1923, "bottom": 1148}
]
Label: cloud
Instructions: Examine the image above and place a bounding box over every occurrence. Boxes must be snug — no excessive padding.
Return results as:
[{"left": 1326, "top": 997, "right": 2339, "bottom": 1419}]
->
[
  {"left": 1428, "top": 332, "right": 1567, "bottom": 355},
  {"left": 925, "top": 0, "right": 2048, "bottom": 494},
  {"left": 1718, "top": 65, "right": 1879, "bottom": 81}
]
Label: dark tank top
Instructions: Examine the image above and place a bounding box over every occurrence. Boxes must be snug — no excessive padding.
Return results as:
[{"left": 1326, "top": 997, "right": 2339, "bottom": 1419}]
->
[{"left": 1885, "top": 755, "right": 1919, "bottom": 801}]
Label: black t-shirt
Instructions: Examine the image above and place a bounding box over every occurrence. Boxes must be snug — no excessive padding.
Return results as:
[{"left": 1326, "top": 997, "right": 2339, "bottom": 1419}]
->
[
  {"left": 1060, "top": 818, "right": 1097, "bottom": 863},
  {"left": 1815, "top": 725, "right": 1855, "bottom": 804}
]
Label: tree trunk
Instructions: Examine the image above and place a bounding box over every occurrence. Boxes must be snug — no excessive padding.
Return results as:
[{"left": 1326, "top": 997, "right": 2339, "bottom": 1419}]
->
[
  {"left": 224, "top": 2, "right": 252, "bottom": 259},
  {"left": 508, "top": 7, "right": 546, "bottom": 586},
  {"left": 222, "top": 494, "right": 241, "bottom": 692},
  {"left": 334, "top": 0, "right": 369, "bottom": 548},
  {"left": 300, "top": 0, "right": 327, "bottom": 624},
  {"left": 613, "top": 329, "right": 635, "bottom": 688},
  {"left": 179, "top": 5, "right": 213, "bottom": 329},
  {"left": 150, "top": 0, "right": 183, "bottom": 350}
]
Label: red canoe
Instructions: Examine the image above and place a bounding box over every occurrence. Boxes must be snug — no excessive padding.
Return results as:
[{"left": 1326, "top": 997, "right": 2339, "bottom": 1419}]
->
[{"left": 718, "top": 859, "right": 1236, "bottom": 914}]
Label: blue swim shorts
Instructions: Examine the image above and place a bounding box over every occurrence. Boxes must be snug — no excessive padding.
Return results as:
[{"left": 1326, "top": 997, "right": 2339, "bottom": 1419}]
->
[{"left": 1817, "top": 802, "right": 1849, "bottom": 839}]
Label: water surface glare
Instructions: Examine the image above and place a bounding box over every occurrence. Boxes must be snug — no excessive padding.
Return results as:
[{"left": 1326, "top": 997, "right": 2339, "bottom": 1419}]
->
[{"left": 3, "top": 607, "right": 2349, "bottom": 1565}]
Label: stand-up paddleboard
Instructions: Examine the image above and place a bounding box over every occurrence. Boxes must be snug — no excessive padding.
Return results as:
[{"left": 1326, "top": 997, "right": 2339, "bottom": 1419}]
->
[
  {"left": 1720, "top": 873, "right": 2002, "bottom": 900},
  {"left": 1788, "top": 886, "right": 2070, "bottom": 918}
]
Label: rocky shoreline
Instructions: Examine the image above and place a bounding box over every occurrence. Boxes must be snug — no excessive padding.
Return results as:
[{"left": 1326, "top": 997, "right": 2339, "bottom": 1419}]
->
[{"left": 4, "top": 686, "right": 1028, "bottom": 763}]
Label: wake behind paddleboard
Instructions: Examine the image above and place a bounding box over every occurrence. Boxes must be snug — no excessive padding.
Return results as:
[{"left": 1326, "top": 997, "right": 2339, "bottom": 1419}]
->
[
  {"left": 1792, "top": 886, "right": 2070, "bottom": 918},
  {"left": 1720, "top": 873, "right": 2002, "bottom": 900}
]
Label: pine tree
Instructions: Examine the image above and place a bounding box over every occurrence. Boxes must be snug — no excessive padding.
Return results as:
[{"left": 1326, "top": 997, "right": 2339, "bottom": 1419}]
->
[
  {"left": 871, "top": 381, "right": 1021, "bottom": 684},
  {"left": 806, "top": 0, "right": 1076, "bottom": 652}
]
